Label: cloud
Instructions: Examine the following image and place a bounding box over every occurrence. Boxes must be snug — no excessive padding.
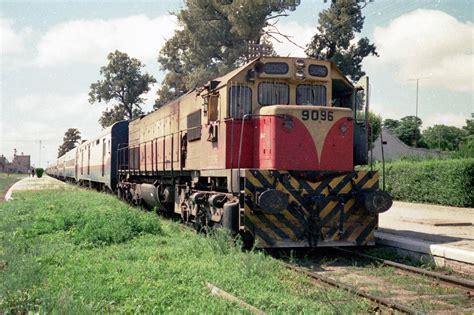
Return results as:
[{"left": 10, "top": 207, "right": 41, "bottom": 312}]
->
[
  {"left": 423, "top": 112, "right": 469, "bottom": 129},
  {"left": 35, "top": 14, "right": 177, "bottom": 66},
  {"left": 268, "top": 20, "right": 315, "bottom": 57},
  {"left": 1, "top": 93, "right": 104, "bottom": 166},
  {"left": 0, "top": 18, "right": 31, "bottom": 55},
  {"left": 372, "top": 9, "right": 474, "bottom": 92}
]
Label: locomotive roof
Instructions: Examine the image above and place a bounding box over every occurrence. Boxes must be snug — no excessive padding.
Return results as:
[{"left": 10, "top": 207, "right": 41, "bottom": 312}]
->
[
  {"left": 153, "top": 56, "right": 354, "bottom": 110},
  {"left": 211, "top": 57, "right": 353, "bottom": 91}
]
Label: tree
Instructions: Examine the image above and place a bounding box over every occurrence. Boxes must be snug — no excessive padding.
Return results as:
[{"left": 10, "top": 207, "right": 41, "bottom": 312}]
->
[
  {"left": 462, "top": 119, "right": 474, "bottom": 136},
  {"left": 456, "top": 135, "right": 474, "bottom": 158},
  {"left": 368, "top": 112, "right": 382, "bottom": 148},
  {"left": 383, "top": 117, "right": 421, "bottom": 146},
  {"left": 397, "top": 116, "right": 422, "bottom": 147},
  {"left": 383, "top": 119, "right": 400, "bottom": 133},
  {"left": 89, "top": 50, "right": 156, "bottom": 128},
  {"left": 58, "top": 128, "right": 81, "bottom": 157},
  {"left": 155, "top": 0, "right": 300, "bottom": 109},
  {"left": 422, "top": 125, "right": 466, "bottom": 151},
  {"left": 305, "top": 0, "right": 377, "bottom": 82},
  {"left": 98, "top": 105, "right": 144, "bottom": 129}
]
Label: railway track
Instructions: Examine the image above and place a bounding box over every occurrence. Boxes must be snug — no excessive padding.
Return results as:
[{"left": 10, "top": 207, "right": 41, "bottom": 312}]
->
[
  {"left": 284, "top": 263, "right": 419, "bottom": 314},
  {"left": 283, "top": 249, "right": 473, "bottom": 314},
  {"left": 335, "top": 247, "right": 474, "bottom": 292}
]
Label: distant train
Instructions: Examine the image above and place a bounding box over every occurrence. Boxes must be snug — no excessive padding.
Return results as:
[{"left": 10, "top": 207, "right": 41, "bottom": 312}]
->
[{"left": 47, "top": 56, "right": 392, "bottom": 248}]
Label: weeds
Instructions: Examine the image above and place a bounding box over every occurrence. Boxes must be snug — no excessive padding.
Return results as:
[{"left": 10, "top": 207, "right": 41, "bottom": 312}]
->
[{"left": 0, "top": 190, "right": 369, "bottom": 313}]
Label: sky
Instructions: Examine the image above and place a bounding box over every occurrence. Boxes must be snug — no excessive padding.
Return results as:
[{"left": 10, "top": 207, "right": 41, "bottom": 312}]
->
[{"left": 1, "top": 0, "right": 473, "bottom": 167}]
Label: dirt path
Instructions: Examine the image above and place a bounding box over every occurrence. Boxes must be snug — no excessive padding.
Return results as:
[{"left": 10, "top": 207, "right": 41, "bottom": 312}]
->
[
  {"left": 4, "top": 175, "right": 73, "bottom": 201},
  {"left": 0, "top": 173, "right": 27, "bottom": 201}
]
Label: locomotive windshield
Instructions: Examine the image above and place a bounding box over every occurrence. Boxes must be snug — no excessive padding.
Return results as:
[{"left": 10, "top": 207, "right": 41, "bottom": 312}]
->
[
  {"left": 258, "top": 81, "right": 289, "bottom": 105},
  {"left": 296, "top": 84, "right": 326, "bottom": 106},
  {"left": 228, "top": 84, "right": 252, "bottom": 119}
]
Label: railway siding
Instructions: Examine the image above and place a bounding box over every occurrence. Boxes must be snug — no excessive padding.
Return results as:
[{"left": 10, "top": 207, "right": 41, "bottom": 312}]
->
[{"left": 287, "top": 250, "right": 473, "bottom": 314}]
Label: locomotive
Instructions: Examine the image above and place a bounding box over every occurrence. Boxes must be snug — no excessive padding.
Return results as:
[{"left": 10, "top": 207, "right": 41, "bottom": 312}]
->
[{"left": 47, "top": 56, "right": 392, "bottom": 248}]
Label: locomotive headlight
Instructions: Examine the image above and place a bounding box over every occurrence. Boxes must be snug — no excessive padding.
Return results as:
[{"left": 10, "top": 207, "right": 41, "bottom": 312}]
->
[
  {"left": 295, "top": 70, "right": 305, "bottom": 80},
  {"left": 340, "top": 123, "right": 348, "bottom": 135},
  {"left": 295, "top": 59, "right": 305, "bottom": 69}
]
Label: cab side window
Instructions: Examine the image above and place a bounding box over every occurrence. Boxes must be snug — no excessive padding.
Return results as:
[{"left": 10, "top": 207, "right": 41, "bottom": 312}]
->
[{"left": 229, "top": 85, "right": 252, "bottom": 118}]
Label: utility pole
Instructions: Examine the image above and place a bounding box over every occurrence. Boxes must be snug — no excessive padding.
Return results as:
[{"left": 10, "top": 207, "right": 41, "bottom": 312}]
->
[{"left": 408, "top": 77, "right": 429, "bottom": 147}]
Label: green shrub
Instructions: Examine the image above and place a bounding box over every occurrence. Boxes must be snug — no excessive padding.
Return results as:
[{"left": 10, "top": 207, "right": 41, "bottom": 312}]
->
[
  {"left": 35, "top": 168, "right": 44, "bottom": 178},
  {"left": 382, "top": 158, "right": 474, "bottom": 207},
  {"left": 6, "top": 190, "right": 162, "bottom": 247}
]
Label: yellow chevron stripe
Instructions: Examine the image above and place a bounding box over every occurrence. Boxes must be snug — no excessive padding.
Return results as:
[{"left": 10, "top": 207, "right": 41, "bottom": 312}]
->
[
  {"left": 344, "top": 198, "right": 355, "bottom": 211},
  {"left": 339, "top": 180, "right": 352, "bottom": 194},
  {"left": 246, "top": 214, "right": 282, "bottom": 241},
  {"left": 347, "top": 223, "right": 367, "bottom": 242},
  {"left": 363, "top": 175, "right": 379, "bottom": 189},
  {"left": 319, "top": 200, "right": 338, "bottom": 220},
  {"left": 355, "top": 171, "right": 368, "bottom": 182},
  {"left": 281, "top": 209, "right": 303, "bottom": 230},
  {"left": 262, "top": 213, "right": 298, "bottom": 240},
  {"left": 329, "top": 176, "right": 345, "bottom": 189},
  {"left": 246, "top": 172, "right": 264, "bottom": 188}
]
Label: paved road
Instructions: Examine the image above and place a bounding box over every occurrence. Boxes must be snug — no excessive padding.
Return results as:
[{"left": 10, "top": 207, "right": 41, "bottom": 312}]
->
[
  {"left": 378, "top": 201, "right": 474, "bottom": 253},
  {"left": 4, "top": 175, "right": 70, "bottom": 201}
]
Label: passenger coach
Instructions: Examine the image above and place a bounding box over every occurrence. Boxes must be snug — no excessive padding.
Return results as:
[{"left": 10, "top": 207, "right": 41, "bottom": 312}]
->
[{"left": 47, "top": 120, "right": 128, "bottom": 191}]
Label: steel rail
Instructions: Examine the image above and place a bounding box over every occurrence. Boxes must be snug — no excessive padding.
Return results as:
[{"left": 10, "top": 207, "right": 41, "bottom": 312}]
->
[
  {"left": 335, "top": 247, "right": 474, "bottom": 291},
  {"left": 284, "top": 263, "right": 418, "bottom": 315}
]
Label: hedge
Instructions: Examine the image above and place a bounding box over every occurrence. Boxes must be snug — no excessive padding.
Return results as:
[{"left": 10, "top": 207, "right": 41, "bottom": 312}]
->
[
  {"left": 35, "top": 168, "right": 44, "bottom": 178},
  {"left": 380, "top": 158, "right": 474, "bottom": 207}
]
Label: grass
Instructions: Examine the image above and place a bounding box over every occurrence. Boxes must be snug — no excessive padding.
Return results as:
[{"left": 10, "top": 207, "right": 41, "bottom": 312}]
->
[
  {"left": 0, "top": 172, "right": 26, "bottom": 200},
  {"left": 0, "top": 190, "right": 370, "bottom": 313}
]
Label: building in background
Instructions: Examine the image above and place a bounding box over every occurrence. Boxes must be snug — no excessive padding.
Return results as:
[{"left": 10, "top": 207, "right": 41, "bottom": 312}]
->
[
  {"left": 0, "top": 150, "right": 31, "bottom": 173},
  {"left": 372, "top": 129, "right": 448, "bottom": 161}
]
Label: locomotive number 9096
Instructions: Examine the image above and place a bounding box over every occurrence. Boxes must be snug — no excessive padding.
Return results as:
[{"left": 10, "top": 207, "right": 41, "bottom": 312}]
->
[{"left": 301, "top": 110, "right": 334, "bottom": 121}]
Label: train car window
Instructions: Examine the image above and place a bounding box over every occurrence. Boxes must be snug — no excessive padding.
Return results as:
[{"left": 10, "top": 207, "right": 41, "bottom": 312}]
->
[
  {"left": 296, "top": 84, "right": 326, "bottom": 106},
  {"left": 228, "top": 85, "right": 252, "bottom": 118},
  {"left": 258, "top": 82, "right": 289, "bottom": 106}
]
